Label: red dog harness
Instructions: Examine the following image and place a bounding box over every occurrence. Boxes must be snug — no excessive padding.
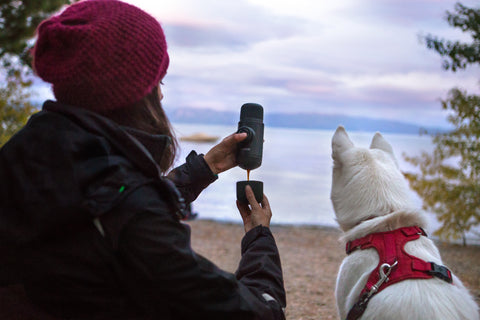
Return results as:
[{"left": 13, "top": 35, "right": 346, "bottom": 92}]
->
[{"left": 345, "top": 226, "right": 453, "bottom": 320}]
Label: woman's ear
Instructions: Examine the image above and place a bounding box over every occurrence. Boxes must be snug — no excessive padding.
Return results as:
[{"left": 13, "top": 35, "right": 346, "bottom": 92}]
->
[{"left": 158, "top": 84, "right": 164, "bottom": 101}]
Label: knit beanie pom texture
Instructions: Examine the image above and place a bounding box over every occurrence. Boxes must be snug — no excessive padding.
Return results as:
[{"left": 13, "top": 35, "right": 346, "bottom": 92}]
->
[{"left": 34, "top": 0, "right": 169, "bottom": 112}]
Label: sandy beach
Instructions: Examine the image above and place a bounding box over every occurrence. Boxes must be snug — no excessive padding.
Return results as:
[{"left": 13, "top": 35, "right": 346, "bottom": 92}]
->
[
  {"left": 1, "top": 219, "right": 478, "bottom": 319},
  {"left": 188, "top": 219, "right": 480, "bottom": 320}
]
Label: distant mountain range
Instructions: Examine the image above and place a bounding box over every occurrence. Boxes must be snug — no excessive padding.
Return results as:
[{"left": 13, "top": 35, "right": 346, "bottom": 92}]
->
[{"left": 165, "top": 107, "right": 447, "bottom": 135}]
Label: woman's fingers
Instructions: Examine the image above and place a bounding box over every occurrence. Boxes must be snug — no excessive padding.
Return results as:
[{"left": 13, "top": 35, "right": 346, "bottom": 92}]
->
[
  {"left": 260, "top": 193, "right": 270, "bottom": 211},
  {"left": 245, "top": 185, "right": 261, "bottom": 208}
]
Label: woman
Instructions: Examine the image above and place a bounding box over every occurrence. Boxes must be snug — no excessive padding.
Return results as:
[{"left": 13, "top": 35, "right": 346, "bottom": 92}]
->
[{"left": 0, "top": 1, "right": 286, "bottom": 319}]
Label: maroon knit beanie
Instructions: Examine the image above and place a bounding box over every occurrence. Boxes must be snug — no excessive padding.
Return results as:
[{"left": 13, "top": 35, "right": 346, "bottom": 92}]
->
[{"left": 33, "top": 0, "right": 169, "bottom": 112}]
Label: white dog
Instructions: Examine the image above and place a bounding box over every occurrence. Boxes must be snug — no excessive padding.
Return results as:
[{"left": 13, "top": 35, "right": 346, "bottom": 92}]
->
[{"left": 330, "top": 126, "right": 479, "bottom": 320}]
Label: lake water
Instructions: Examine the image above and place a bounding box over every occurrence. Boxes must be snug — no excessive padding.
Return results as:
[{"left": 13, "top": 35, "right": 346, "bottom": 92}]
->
[{"left": 172, "top": 123, "right": 478, "bottom": 243}]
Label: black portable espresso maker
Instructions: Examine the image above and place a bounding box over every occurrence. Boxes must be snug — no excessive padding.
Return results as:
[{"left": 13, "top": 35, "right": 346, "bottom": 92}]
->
[{"left": 236, "top": 103, "right": 264, "bottom": 204}]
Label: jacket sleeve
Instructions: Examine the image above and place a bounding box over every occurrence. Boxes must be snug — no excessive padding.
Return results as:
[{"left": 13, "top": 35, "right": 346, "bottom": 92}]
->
[
  {"left": 236, "top": 226, "right": 286, "bottom": 309},
  {"left": 108, "top": 184, "right": 286, "bottom": 320},
  {"left": 166, "top": 151, "right": 218, "bottom": 203}
]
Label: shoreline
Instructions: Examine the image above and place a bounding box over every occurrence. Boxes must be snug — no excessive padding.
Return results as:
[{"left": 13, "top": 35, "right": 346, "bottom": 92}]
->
[
  {"left": 192, "top": 217, "right": 480, "bottom": 246},
  {"left": 187, "top": 219, "right": 480, "bottom": 319}
]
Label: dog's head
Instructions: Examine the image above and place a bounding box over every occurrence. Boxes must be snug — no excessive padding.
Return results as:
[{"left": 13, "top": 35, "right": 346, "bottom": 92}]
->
[{"left": 330, "top": 126, "right": 414, "bottom": 231}]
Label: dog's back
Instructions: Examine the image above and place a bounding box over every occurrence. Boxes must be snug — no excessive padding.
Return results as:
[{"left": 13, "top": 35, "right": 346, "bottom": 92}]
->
[{"left": 330, "top": 126, "right": 479, "bottom": 320}]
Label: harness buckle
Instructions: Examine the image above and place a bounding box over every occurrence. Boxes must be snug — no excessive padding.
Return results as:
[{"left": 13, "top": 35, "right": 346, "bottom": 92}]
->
[{"left": 427, "top": 262, "right": 453, "bottom": 284}]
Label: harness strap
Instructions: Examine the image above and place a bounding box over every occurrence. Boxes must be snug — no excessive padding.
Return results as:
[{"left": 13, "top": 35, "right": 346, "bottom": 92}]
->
[
  {"left": 345, "top": 226, "right": 453, "bottom": 320},
  {"left": 346, "top": 226, "right": 426, "bottom": 254}
]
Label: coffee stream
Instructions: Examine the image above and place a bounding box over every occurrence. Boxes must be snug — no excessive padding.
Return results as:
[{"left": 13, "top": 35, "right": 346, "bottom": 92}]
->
[{"left": 247, "top": 169, "right": 250, "bottom": 181}]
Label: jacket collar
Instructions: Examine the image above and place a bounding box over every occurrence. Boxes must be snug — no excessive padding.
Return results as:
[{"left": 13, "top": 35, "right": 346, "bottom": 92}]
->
[
  {"left": 42, "top": 100, "right": 168, "bottom": 178},
  {"left": 120, "top": 126, "right": 170, "bottom": 166}
]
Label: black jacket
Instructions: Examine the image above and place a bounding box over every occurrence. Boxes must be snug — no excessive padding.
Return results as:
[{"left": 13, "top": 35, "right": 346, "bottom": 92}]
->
[{"left": 0, "top": 101, "right": 286, "bottom": 319}]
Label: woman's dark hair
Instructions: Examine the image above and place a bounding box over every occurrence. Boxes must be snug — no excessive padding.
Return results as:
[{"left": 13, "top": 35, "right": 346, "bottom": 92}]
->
[{"left": 101, "top": 85, "right": 178, "bottom": 173}]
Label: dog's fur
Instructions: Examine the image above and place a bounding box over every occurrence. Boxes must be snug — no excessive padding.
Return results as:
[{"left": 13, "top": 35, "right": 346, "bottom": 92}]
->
[{"left": 330, "top": 126, "right": 479, "bottom": 320}]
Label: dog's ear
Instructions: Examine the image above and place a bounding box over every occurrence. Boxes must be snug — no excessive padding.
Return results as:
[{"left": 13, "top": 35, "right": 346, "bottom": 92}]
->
[
  {"left": 332, "top": 126, "right": 354, "bottom": 161},
  {"left": 370, "top": 132, "right": 396, "bottom": 159}
]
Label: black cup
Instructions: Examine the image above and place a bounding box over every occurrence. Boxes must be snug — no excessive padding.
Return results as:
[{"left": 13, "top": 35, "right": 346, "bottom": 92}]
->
[{"left": 236, "top": 180, "right": 263, "bottom": 204}]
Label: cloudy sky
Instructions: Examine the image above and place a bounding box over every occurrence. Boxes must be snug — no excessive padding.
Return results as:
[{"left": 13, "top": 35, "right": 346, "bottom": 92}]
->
[{"left": 37, "top": 0, "right": 479, "bottom": 128}]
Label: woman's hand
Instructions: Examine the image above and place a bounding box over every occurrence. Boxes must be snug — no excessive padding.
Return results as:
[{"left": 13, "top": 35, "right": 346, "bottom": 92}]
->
[
  {"left": 203, "top": 132, "right": 247, "bottom": 175},
  {"left": 236, "top": 185, "right": 272, "bottom": 233}
]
